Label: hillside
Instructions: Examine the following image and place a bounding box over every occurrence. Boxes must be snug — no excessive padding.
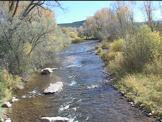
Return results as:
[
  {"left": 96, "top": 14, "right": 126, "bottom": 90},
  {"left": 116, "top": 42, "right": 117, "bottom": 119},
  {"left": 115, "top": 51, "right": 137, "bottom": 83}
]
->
[{"left": 58, "top": 20, "right": 85, "bottom": 28}]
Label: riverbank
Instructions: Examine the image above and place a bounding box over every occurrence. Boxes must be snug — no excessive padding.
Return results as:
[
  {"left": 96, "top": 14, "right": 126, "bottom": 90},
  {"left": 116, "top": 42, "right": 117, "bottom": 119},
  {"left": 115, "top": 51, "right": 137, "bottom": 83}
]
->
[{"left": 97, "top": 35, "right": 162, "bottom": 121}]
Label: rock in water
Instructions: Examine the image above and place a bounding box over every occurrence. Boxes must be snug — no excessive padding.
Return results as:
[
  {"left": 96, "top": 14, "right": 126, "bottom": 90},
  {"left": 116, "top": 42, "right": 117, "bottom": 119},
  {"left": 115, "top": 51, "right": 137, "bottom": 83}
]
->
[
  {"left": 1, "top": 102, "right": 12, "bottom": 108},
  {"left": 41, "top": 68, "right": 53, "bottom": 75},
  {"left": 11, "top": 97, "right": 19, "bottom": 103},
  {"left": 44, "top": 82, "right": 63, "bottom": 94},
  {"left": 41, "top": 117, "right": 69, "bottom": 122},
  {"left": 4, "top": 118, "right": 11, "bottom": 122}
]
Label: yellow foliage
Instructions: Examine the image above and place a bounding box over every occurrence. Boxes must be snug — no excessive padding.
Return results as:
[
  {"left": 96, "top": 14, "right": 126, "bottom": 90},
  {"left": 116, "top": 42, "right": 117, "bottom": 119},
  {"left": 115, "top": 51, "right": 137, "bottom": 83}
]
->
[
  {"left": 85, "top": 16, "right": 95, "bottom": 25},
  {"left": 1, "top": 69, "right": 21, "bottom": 102},
  {"left": 44, "top": 9, "right": 55, "bottom": 20},
  {"left": 23, "top": 42, "right": 32, "bottom": 55},
  {"left": 1, "top": 69, "right": 21, "bottom": 91},
  {"left": 109, "top": 39, "right": 125, "bottom": 52},
  {"left": 94, "top": 8, "right": 111, "bottom": 20},
  {"left": 69, "top": 32, "right": 78, "bottom": 38},
  {"left": 59, "top": 37, "right": 63, "bottom": 41},
  {"left": 61, "top": 28, "right": 68, "bottom": 34},
  {"left": 95, "top": 11, "right": 102, "bottom": 19},
  {"left": 108, "top": 52, "right": 125, "bottom": 76},
  {"left": 117, "top": 6, "right": 129, "bottom": 15},
  {"left": 50, "top": 34, "right": 56, "bottom": 40},
  {"left": 151, "top": 31, "right": 162, "bottom": 59}
]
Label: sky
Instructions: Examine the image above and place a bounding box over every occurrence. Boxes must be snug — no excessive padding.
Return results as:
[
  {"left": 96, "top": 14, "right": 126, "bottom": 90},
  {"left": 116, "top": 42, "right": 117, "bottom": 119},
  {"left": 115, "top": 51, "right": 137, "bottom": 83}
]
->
[
  {"left": 52, "top": 1, "right": 113, "bottom": 24},
  {"left": 47, "top": 1, "right": 162, "bottom": 24}
]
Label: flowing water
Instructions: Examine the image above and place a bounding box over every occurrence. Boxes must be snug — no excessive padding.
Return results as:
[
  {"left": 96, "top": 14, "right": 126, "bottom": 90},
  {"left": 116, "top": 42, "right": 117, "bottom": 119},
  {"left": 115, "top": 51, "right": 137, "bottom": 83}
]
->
[{"left": 10, "top": 40, "right": 155, "bottom": 122}]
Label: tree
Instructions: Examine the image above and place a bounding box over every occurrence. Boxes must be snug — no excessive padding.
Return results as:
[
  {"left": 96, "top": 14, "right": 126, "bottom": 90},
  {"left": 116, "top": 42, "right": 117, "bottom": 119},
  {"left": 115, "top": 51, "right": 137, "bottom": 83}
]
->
[
  {"left": 0, "top": 1, "right": 64, "bottom": 74},
  {"left": 143, "top": 1, "right": 154, "bottom": 31},
  {"left": 111, "top": 1, "right": 133, "bottom": 40}
]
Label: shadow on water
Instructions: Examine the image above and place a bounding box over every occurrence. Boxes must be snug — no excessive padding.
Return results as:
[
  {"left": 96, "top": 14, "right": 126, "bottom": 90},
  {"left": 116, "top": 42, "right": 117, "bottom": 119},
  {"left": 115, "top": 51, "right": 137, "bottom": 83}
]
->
[{"left": 11, "top": 40, "right": 155, "bottom": 122}]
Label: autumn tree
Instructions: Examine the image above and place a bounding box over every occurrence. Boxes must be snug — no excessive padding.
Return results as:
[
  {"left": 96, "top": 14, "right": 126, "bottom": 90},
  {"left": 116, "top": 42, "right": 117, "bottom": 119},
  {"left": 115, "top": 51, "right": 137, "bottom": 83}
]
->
[
  {"left": 82, "top": 16, "right": 97, "bottom": 39},
  {"left": 111, "top": 1, "right": 134, "bottom": 40},
  {"left": 77, "top": 26, "right": 84, "bottom": 38},
  {"left": 0, "top": 1, "right": 68, "bottom": 75}
]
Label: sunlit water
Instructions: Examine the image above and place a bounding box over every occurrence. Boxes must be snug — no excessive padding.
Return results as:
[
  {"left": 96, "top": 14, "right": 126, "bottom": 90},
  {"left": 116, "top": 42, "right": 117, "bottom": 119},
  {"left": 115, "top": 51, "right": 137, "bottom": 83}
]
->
[{"left": 11, "top": 40, "right": 155, "bottom": 122}]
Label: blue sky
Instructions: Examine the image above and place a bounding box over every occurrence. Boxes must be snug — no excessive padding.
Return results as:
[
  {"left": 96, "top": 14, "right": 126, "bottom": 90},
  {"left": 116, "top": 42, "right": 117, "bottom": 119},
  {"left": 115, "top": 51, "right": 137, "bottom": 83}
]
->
[
  {"left": 48, "top": 1, "right": 162, "bottom": 24},
  {"left": 53, "top": 1, "right": 113, "bottom": 24}
]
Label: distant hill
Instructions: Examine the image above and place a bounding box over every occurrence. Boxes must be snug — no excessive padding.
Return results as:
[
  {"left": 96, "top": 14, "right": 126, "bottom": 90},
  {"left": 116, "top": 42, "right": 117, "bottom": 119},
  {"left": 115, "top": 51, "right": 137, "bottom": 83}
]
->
[{"left": 58, "top": 20, "right": 85, "bottom": 28}]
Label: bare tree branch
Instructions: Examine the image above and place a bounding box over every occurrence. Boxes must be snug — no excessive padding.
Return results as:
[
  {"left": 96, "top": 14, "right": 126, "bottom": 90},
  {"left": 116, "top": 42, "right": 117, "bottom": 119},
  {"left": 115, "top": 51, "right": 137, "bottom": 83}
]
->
[{"left": 12, "top": 1, "right": 19, "bottom": 17}]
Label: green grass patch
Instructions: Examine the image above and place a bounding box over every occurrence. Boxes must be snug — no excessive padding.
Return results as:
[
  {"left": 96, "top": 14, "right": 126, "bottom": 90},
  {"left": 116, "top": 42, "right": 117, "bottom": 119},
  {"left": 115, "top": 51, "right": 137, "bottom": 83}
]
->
[
  {"left": 95, "top": 47, "right": 103, "bottom": 55},
  {"left": 115, "top": 74, "right": 162, "bottom": 117},
  {"left": 1, "top": 69, "right": 22, "bottom": 103}
]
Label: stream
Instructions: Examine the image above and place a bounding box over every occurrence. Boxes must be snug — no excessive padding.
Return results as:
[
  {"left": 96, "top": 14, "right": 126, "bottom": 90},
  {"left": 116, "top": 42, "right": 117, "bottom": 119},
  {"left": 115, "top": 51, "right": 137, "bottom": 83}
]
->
[{"left": 10, "top": 40, "right": 155, "bottom": 122}]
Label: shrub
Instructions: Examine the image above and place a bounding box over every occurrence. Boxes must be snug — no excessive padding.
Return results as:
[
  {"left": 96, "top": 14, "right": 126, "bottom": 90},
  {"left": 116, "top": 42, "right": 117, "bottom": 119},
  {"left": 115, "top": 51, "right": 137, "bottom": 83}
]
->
[
  {"left": 69, "top": 32, "right": 78, "bottom": 39},
  {"left": 96, "top": 47, "right": 103, "bottom": 55},
  {"left": 71, "top": 37, "right": 86, "bottom": 44},
  {"left": 98, "top": 41, "right": 110, "bottom": 49},
  {"left": 144, "top": 58, "right": 162, "bottom": 75},
  {"left": 108, "top": 52, "right": 125, "bottom": 77},
  {"left": 101, "top": 51, "right": 116, "bottom": 63},
  {"left": 109, "top": 38, "right": 124, "bottom": 52},
  {"left": 101, "top": 38, "right": 125, "bottom": 74},
  {"left": 122, "top": 25, "right": 159, "bottom": 72}
]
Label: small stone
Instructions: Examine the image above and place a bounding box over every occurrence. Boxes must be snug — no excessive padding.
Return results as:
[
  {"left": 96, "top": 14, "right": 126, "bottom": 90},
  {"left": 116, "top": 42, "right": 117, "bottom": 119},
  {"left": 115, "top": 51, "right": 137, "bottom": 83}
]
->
[
  {"left": 140, "top": 104, "right": 144, "bottom": 107},
  {"left": 41, "top": 68, "right": 53, "bottom": 75},
  {"left": 4, "top": 118, "right": 11, "bottom": 122},
  {"left": 134, "top": 101, "right": 137, "bottom": 104},
  {"left": 41, "top": 117, "right": 69, "bottom": 122},
  {"left": 129, "top": 102, "right": 133, "bottom": 105},
  {"left": 120, "top": 91, "right": 125, "bottom": 96},
  {"left": 1, "top": 118, "right": 4, "bottom": 122},
  {"left": 11, "top": 97, "right": 19, "bottom": 103},
  {"left": 131, "top": 104, "right": 135, "bottom": 107},
  {"left": 2, "top": 102, "right": 12, "bottom": 108},
  {"left": 147, "top": 113, "right": 152, "bottom": 117},
  {"left": 127, "top": 99, "right": 132, "bottom": 102}
]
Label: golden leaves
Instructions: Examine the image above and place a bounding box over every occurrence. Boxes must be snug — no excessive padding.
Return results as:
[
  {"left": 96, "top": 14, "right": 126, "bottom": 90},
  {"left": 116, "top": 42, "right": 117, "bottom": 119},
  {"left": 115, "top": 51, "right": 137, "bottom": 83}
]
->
[{"left": 23, "top": 42, "right": 32, "bottom": 56}]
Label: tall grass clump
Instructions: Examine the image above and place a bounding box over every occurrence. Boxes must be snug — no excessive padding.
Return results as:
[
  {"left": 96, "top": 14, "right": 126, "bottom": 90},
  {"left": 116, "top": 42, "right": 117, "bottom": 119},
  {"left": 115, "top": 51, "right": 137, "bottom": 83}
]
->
[
  {"left": 1, "top": 69, "right": 22, "bottom": 103},
  {"left": 97, "top": 41, "right": 110, "bottom": 49},
  {"left": 101, "top": 39, "right": 124, "bottom": 63},
  {"left": 115, "top": 74, "right": 162, "bottom": 117},
  {"left": 95, "top": 47, "right": 103, "bottom": 55}
]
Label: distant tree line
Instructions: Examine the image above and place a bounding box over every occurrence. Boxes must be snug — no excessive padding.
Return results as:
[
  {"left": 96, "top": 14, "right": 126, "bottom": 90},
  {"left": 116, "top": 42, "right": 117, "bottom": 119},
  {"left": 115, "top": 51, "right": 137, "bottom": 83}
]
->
[{"left": 77, "top": 1, "right": 162, "bottom": 41}]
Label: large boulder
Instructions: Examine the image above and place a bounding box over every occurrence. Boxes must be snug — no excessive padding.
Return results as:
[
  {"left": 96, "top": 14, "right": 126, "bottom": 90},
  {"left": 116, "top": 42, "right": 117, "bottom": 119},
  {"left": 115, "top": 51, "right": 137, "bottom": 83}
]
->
[
  {"left": 41, "top": 68, "right": 53, "bottom": 75},
  {"left": 43, "top": 82, "right": 63, "bottom": 94},
  {"left": 41, "top": 117, "right": 69, "bottom": 122}
]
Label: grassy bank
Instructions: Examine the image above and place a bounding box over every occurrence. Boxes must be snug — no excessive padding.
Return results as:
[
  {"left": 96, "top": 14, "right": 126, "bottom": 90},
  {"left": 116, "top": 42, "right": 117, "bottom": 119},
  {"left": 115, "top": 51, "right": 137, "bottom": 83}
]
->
[{"left": 99, "top": 25, "right": 162, "bottom": 120}]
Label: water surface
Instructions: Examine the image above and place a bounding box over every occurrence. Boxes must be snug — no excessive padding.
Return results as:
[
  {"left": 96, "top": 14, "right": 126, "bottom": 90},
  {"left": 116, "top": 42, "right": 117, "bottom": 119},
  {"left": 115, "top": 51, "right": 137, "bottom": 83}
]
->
[{"left": 11, "top": 40, "right": 155, "bottom": 122}]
